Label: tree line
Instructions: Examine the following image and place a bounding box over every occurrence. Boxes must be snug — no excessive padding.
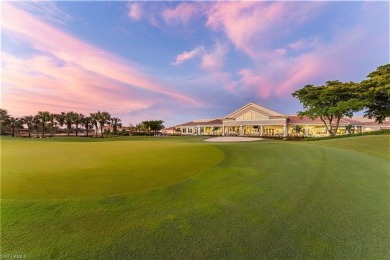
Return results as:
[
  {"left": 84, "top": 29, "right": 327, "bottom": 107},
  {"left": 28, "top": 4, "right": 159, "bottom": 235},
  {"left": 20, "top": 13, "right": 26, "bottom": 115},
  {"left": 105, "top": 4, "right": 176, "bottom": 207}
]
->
[
  {"left": 0, "top": 111, "right": 121, "bottom": 138},
  {"left": 0, "top": 109, "right": 166, "bottom": 138},
  {"left": 292, "top": 64, "right": 389, "bottom": 136}
]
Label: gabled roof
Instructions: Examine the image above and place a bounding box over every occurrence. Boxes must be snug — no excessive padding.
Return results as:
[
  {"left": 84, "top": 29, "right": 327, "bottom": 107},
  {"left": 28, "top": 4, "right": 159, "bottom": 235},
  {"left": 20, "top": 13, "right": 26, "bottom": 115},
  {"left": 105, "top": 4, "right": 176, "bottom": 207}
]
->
[
  {"left": 287, "top": 116, "right": 351, "bottom": 125},
  {"left": 177, "top": 119, "right": 223, "bottom": 127},
  {"left": 224, "top": 102, "right": 284, "bottom": 119},
  {"left": 287, "top": 115, "right": 390, "bottom": 126}
]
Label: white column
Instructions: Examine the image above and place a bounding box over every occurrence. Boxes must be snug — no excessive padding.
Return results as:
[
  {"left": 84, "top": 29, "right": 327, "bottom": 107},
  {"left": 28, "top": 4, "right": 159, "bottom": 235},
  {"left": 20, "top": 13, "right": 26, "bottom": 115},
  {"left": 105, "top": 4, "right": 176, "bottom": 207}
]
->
[
  {"left": 305, "top": 125, "right": 309, "bottom": 137},
  {"left": 283, "top": 125, "right": 288, "bottom": 137},
  {"left": 198, "top": 126, "right": 200, "bottom": 136},
  {"left": 239, "top": 125, "right": 243, "bottom": 136},
  {"left": 260, "top": 125, "right": 263, "bottom": 136},
  {"left": 222, "top": 125, "right": 225, "bottom": 136}
]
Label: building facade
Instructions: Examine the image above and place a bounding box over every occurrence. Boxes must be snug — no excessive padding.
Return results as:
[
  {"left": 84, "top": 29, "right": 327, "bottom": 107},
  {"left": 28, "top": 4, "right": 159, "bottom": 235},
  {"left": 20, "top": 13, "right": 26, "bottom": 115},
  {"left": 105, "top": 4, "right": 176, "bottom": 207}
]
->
[{"left": 174, "top": 103, "right": 390, "bottom": 137}]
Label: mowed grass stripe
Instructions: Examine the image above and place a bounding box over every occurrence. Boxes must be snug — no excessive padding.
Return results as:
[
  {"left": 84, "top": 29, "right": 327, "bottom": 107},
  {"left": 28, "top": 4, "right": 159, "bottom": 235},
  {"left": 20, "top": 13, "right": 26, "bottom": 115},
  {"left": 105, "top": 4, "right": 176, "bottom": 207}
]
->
[
  {"left": 311, "top": 134, "right": 390, "bottom": 159},
  {"left": 1, "top": 136, "right": 389, "bottom": 258},
  {"left": 1, "top": 139, "right": 224, "bottom": 199}
]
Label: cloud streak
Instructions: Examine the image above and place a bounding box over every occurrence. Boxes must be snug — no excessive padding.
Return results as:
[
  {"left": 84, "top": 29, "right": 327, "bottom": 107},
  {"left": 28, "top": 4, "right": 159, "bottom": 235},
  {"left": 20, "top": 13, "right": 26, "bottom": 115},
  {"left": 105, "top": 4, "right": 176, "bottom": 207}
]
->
[{"left": 2, "top": 3, "right": 201, "bottom": 117}]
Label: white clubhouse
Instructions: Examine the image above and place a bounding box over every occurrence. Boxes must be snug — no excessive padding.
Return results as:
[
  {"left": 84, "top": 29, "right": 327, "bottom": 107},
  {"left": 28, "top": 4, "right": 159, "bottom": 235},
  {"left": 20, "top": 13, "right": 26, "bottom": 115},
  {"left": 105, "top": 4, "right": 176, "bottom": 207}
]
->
[{"left": 168, "top": 103, "right": 390, "bottom": 137}]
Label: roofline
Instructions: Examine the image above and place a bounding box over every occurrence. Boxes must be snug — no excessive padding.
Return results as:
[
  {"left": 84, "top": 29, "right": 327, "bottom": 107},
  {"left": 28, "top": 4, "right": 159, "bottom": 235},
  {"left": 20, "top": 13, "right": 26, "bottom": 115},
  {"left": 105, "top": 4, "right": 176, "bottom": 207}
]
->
[{"left": 224, "top": 102, "right": 284, "bottom": 118}]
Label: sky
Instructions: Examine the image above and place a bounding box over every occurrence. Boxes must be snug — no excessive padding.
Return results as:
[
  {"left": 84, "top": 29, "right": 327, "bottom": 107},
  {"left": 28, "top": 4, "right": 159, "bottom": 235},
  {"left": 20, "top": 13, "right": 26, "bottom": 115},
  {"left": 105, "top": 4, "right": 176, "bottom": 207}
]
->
[{"left": 1, "top": 1, "right": 389, "bottom": 127}]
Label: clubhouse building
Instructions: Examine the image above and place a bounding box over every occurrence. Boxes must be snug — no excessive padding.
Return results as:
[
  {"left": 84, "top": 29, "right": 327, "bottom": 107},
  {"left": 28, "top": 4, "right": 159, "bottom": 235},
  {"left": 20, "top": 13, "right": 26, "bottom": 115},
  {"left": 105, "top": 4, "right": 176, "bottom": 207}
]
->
[{"left": 169, "top": 103, "right": 390, "bottom": 137}]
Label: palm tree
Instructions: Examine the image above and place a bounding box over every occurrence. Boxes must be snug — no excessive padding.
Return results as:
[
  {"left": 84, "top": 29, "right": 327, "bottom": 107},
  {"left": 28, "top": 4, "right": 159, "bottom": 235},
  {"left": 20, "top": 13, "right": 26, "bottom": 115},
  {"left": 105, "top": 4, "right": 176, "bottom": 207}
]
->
[
  {"left": 22, "top": 115, "right": 35, "bottom": 138},
  {"left": 64, "top": 111, "right": 76, "bottom": 136},
  {"left": 82, "top": 116, "right": 92, "bottom": 137},
  {"left": 96, "top": 111, "right": 111, "bottom": 138},
  {"left": 37, "top": 111, "right": 50, "bottom": 137},
  {"left": 111, "top": 117, "right": 122, "bottom": 136},
  {"left": 55, "top": 112, "right": 66, "bottom": 134},
  {"left": 33, "top": 115, "right": 41, "bottom": 138},
  {"left": 90, "top": 113, "right": 99, "bottom": 137},
  {"left": 48, "top": 113, "right": 57, "bottom": 137},
  {"left": 72, "top": 113, "right": 84, "bottom": 137}
]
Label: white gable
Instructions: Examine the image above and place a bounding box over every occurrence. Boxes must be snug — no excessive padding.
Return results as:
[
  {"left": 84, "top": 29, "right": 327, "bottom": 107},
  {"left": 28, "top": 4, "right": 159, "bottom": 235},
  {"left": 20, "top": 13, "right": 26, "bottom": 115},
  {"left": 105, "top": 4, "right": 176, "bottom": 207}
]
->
[
  {"left": 225, "top": 103, "right": 284, "bottom": 121},
  {"left": 236, "top": 110, "right": 268, "bottom": 121}
]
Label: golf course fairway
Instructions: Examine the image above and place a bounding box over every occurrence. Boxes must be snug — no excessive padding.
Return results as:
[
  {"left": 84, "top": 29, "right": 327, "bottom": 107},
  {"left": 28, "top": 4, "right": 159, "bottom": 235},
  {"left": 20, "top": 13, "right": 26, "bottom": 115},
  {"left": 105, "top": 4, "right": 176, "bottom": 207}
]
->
[{"left": 1, "top": 135, "right": 389, "bottom": 258}]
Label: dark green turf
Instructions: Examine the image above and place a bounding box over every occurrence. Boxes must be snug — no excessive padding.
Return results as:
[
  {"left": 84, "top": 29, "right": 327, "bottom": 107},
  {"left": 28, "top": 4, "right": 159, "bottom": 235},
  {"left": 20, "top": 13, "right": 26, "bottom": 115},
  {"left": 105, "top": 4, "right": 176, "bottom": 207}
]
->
[{"left": 1, "top": 136, "right": 389, "bottom": 258}]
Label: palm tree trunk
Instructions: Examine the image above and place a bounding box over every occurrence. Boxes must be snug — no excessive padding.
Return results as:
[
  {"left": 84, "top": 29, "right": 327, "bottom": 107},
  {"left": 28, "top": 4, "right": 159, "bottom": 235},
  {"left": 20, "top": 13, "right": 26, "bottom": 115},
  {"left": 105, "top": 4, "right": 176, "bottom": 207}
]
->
[{"left": 100, "top": 124, "right": 104, "bottom": 138}]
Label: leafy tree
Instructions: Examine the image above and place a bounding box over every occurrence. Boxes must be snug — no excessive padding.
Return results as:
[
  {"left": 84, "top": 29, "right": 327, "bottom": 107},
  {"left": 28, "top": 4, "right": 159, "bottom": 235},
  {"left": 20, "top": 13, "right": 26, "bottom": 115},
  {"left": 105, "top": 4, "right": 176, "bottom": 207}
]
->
[
  {"left": 0, "top": 109, "right": 11, "bottom": 134},
  {"left": 292, "top": 80, "right": 362, "bottom": 136},
  {"left": 142, "top": 120, "right": 164, "bottom": 136},
  {"left": 9, "top": 117, "right": 23, "bottom": 137},
  {"left": 358, "top": 64, "right": 390, "bottom": 123},
  {"left": 22, "top": 115, "right": 35, "bottom": 138},
  {"left": 37, "top": 111, "right": 50, "bottom": 137},
  {"left": 111, "top": 117, "right": 122, "bottom": 136},
  {"left": 136, "top": 122, "right": 147, "bottom": 133}
]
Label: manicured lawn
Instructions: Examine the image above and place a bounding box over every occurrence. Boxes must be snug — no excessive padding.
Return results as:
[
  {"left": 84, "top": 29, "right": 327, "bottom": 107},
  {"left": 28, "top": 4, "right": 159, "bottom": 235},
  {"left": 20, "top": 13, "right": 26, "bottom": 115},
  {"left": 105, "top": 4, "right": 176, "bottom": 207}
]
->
[
  {"left": 1, "top": 137, "right": 223, "bottom": 199},
  {"left": 1, "top": 135, "right": 389, "bottom": 258}
]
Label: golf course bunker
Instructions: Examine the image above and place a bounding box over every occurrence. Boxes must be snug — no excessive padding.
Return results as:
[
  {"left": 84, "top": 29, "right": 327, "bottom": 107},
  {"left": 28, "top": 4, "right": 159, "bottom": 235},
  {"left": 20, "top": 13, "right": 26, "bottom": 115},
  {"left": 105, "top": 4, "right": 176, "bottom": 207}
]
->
[{"left": 204, "top": 137, "right": 263, "bottom": 142}]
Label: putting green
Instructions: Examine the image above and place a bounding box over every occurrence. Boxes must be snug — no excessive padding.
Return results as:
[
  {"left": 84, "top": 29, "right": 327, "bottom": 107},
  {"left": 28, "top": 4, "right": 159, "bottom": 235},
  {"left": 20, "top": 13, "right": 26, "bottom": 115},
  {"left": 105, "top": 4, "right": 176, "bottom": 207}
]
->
[{"left": 1, "top": 139, "right": 224, "bottom": 199}]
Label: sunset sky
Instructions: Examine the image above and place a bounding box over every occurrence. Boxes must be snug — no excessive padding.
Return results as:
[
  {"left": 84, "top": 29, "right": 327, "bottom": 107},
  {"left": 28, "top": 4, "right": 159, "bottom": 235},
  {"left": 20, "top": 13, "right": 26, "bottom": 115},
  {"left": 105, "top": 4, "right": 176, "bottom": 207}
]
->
[{"left": 2, "top": 1, "right": 389, "bottom": 127}]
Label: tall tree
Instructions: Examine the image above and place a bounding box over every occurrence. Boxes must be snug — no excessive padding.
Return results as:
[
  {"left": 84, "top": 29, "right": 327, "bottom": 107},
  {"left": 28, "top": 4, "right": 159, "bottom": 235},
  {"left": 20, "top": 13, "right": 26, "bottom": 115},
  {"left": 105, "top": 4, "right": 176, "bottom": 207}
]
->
[
  {"left": 37, "top": 111, "right": 50, "bottom": 138},
  {"left": 22, "top": 115, "right": 35, "bottom": 138},
  {"left": 142, "top": 120, "right": 164, "bottom": 136},
  {"left": 358, "top": 64, "right": 390, "bottom": 123},
  {"left": 82, "top": 116, "right": 92, "bottom": 137},
  {"left": 96, "top": 111, "right": 111, "bottom": 138},
  {"left": 64, "top": 111, "right": 76, "bottom": 136},
  {"left": 136, "top": 122, "right": 147, "bottom": 133},
  {"left": 111, "top": 117, "right": 122, "bottom": 136},
  {"left": 292, "top": 80, "right": 362, "bottom": 136},
  {"left": 72, "top": 113, "right": 84, "bottom": 137},
  {"left": 48, "top": 113, "right": 57, "bottom": 137},
  {"left": 9, "top": 117, "right": 23, "bottom": 137},
  {"left": 90, "top": 113, "right": 99, "bottom": 137},
  {"left": 33, "top": 115, "right": 41, "bottom": 138},
  {"left": 55, "top": 112, "right": 66, "bottom": 130},
  {"left": 0, "top": 109, "right": 10, "bottom": 135}
]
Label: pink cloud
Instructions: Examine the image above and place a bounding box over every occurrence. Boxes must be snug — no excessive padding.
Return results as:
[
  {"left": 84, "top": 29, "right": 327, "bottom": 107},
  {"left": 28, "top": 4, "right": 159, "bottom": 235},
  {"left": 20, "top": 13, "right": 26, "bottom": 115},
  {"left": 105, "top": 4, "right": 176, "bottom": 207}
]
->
[
  {"left": 1, "top": 3, "right": 201, "bottom": 117},
  {"left": 174, "top": 46, "right": 204, "bottom": 65},
  {"left": 162, "top": 3, "right": 203, "bottom": 24},
  {"left": 2, "top": 53, "right": 154, "bottom": 116},
  {"left": 205, "top": 2, "right": 322, "bottom": 59},
  {"left": 128, "top": 2, "right": 142, "bottom": 21},
  {"left": 200, "top": 43, "right": 228, "bottom": 72}
]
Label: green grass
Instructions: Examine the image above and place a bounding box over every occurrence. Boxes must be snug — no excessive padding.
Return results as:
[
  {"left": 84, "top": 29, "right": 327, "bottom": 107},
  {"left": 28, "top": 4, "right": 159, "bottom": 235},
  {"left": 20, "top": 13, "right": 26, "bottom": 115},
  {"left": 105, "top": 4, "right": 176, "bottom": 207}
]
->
[
  {"left": 1, "top": 137, "right": 223, "bottom": 199},
  {"left": 1, "top": 135, "right": 389, "bottom": 258},
  {"left": 311, "top": 135, "right": 390, "bottom": 159}
]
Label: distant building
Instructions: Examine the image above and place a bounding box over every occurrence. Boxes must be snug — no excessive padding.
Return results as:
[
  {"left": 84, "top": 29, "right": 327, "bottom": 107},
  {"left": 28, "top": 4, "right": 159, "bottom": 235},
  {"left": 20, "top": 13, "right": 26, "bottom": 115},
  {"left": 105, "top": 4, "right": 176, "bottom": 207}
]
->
[{"left": 170, "top": 103, "right": 389, "bottom": 137}]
